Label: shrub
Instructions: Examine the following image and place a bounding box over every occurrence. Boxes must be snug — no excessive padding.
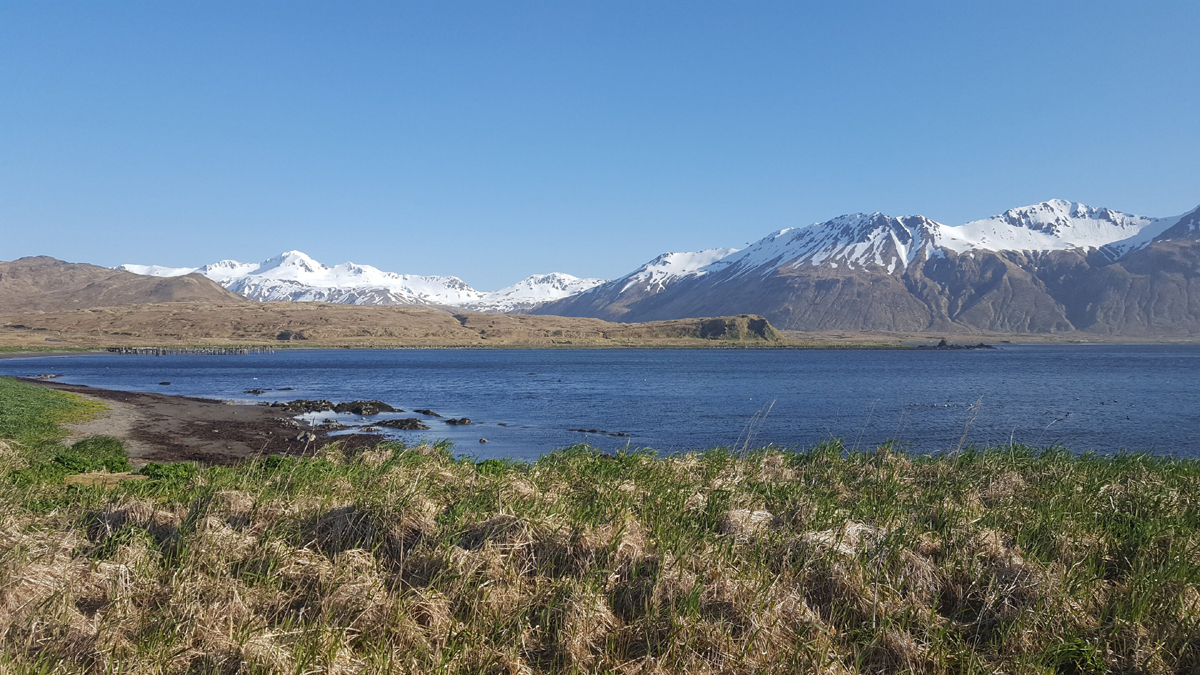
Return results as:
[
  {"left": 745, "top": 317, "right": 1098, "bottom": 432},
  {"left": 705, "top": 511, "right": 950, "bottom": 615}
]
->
[{"left": 139, "top": 462, "right": 199, "bottom": 481}]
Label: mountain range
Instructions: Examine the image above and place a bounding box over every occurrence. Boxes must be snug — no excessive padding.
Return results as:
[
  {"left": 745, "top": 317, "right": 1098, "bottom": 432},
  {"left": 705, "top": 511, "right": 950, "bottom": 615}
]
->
[
  {"left": 120, "top": 252, "right": 606, "bottom": 313},
  {"left": 117, "top": 198, "right": 1200, "bottom": 336}
]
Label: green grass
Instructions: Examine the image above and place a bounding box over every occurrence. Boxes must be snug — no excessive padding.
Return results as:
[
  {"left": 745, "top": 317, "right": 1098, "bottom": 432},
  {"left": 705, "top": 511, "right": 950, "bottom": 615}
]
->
[
  {"left": 1, "top": 377, "right": 1199, "bottom": 673},
  {"left": 0, "top": 376, "right": 104, "bottom": 444},
  {"left": 0, "top": 376, "right": 130, "bottom": 484}
]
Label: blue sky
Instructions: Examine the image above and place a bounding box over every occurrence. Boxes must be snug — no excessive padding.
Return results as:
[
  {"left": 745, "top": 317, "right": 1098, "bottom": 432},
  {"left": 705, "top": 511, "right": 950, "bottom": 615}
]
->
[{"left": 2, "top": 1, "right": 1197, "bottom": 289}]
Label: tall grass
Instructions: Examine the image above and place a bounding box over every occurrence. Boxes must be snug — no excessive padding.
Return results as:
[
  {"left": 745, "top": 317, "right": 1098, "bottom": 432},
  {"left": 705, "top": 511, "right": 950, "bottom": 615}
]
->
[{"left": 1, "top": 377, "right": 1198, "bottom": 673}]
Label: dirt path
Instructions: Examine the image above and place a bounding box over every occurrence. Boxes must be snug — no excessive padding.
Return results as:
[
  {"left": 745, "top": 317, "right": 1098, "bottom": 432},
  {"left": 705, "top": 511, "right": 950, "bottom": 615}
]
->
[{"left": 20, "top": 378, "right": 380, "bottom": 465}]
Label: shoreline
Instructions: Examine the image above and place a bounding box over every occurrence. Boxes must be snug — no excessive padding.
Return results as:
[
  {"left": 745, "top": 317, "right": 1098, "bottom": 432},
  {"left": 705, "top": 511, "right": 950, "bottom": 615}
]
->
[
  {"left": 2, "top": 337, "right": 1199, "bottom": 357},
  {"left": 16, "top": 377, "right": 379, "bottom": 466}
]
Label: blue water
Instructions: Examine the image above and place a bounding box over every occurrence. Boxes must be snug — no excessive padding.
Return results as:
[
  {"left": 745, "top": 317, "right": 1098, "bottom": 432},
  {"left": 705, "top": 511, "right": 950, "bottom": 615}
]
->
[{"left": 3, "top": 346, "right": 1198, "bottom": 460}]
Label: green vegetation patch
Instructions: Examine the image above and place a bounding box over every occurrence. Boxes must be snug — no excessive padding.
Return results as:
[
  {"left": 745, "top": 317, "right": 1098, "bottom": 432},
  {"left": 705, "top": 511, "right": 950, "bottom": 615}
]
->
[
  {"left": 0, "top": 436, "right": 1198, "bottom": 673},
  {"left": 0, "top": 376, "right": 104, "bottom": 443},
  {"left": 0, "top": 376, "right": 129, "bottom": 485}
]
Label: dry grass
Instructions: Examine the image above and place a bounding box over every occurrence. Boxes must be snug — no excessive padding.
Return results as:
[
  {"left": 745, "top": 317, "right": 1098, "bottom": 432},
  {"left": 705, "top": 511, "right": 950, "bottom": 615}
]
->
[
  {"left": 0, "top": 440, "right": 1196, "bottom": 674},
  {"left": 0, "top": 303, "right": 784, "bottom": 349},
  {"left": 63, "top": 472, "right": 148, "bottom": 489},
  {"left": 0, "top": 376, "right": 1197, "bottom": 674}
]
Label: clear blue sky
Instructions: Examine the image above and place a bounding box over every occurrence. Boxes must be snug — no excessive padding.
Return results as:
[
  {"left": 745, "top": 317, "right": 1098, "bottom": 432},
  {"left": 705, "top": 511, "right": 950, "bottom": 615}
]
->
[{"left": 2, "top": 1, "right": 1197, "bottom": 289}]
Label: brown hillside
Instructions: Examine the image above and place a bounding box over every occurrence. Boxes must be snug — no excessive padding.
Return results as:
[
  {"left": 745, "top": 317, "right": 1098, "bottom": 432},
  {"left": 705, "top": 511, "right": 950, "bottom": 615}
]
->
[
  {"left": 0, "top": 302, "right": 781, "bottom": 348},
  {"left": 0, "top": 256, "right": 246, "bottom": 312}
]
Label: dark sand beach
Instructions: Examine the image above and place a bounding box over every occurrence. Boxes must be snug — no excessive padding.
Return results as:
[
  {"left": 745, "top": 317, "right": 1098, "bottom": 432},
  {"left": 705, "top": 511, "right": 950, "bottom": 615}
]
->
[{"left": 17, "top": 377, "right": 379, "bottom": 465}]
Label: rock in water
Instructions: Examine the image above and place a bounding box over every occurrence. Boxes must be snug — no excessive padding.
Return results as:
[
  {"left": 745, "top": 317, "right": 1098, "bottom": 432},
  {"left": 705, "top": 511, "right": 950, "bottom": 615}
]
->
[
  {"left": 332, "top": 400, "right": 398, "bottom": 415},
  {"left": 446, "top": 418, "right": 471, "bottom": 425},
  {"left": 376, "top": 418, "right": 430, "bottom": 431},
  {"left": 272, "top": 400, "right": 335, "bottom": 413}
]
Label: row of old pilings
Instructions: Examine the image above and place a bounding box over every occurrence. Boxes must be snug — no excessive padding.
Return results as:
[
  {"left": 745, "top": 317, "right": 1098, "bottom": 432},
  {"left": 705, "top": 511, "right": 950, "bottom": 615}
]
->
[{"left": 105, "top": 347, "right": 275, "bottom": 356}]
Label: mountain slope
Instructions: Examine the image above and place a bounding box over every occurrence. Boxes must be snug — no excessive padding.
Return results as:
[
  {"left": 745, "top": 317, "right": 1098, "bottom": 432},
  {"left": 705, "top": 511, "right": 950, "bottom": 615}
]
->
[
  {"left": 121, "top": 251, "right": 606, "bottom": 312},
  {"left": 0, "top": 257, "right": 247, "bottom": 312},
  {"left": 537, "top": 201, "right": 1200, "bottom": 336},
  {"left": 538, "top": 248, "right": 738, "bottom": 319}
]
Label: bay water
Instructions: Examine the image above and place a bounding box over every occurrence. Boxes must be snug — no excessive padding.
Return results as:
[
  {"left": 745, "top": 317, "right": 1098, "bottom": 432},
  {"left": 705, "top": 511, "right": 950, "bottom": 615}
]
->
[{"left": 3, "top": 345, "right": 1197, "bottom": 461}]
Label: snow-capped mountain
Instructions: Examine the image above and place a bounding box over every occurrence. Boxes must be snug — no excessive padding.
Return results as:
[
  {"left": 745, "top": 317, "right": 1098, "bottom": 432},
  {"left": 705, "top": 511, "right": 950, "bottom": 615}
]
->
[
  {"left": 716, "top": 214, "right": 944, "bottom": 277},
  {"left": 522, "top": 248, "right": 739, "bottom": 320},
  {"left": 713, "top": 200, "right": 1187, "bottom": 277},
  {"left": 119, "top": 251, "right": 606, "bottom": 312},
  {"left": 119, "top": 198, "right": 1200, "bottom": 335},
  {"left": 619, "top": 249, "right": 741, "bottom": 292},
  {"left": 538, "top": 200, "right": 1200, "bottom": 335},
  {"left": 476, "top": 273, "right": 610, "bottom": 312}
]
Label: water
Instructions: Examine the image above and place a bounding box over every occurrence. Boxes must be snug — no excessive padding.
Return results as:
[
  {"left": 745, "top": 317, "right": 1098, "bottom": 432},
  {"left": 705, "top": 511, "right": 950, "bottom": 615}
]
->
[{"left": 3, "top": 345, "right": 1198, "bottom": 461}]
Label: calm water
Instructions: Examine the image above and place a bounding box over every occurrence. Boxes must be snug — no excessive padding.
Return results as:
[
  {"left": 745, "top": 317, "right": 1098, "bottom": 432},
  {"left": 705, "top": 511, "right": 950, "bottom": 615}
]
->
[{"left": 3, "top": 346, "right": 1198, "bottom": 460}]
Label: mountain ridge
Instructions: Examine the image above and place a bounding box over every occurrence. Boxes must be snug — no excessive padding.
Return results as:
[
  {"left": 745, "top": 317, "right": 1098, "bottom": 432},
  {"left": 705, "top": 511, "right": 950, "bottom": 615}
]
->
[
  {"left": 120, "top": 251, "right": 606, "bottom": 313},
  {"left": 536, "top": 200, "right": 1200, "bottom": 336},
  {"left": 112, "top": 198, "right": 1200, "bottom": 335}
]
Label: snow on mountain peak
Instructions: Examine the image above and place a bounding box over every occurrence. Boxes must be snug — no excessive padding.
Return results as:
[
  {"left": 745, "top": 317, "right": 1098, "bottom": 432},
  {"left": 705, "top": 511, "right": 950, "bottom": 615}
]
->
[
  {"left": 619, "top": 248, "right": 740, "bottom": 292},
  {"left": 493, "top": 272, "right": 604, "bottom": 295},
  {"left": 119, "top": 251, "right": 606, "bottom": 311},
  {"left": 118, "top": 263, "right": 197, "bottom": 277},
  {"left": 721, "top": 213, "right": 944, "bottom": 275},
  {"left": 938, "top": 200, "right": 1154, "bottom": 253},
  {"left": 257, "top": 250, "right": 329, "bottom": 276},
  {"left": 717, "top": 201, "right": 1173, "bottom": 276},
  {"left": 994, "top": 199, "right": 1139, "bottom": 234},
  {"left": 195, "top": 260, "right": 260, "bottom": 282},
  {"left": 467, "top": 273, "right": 607, "bottom": 312}
]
